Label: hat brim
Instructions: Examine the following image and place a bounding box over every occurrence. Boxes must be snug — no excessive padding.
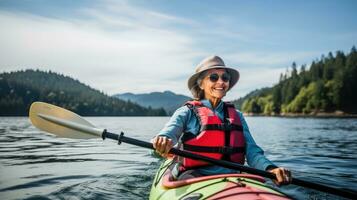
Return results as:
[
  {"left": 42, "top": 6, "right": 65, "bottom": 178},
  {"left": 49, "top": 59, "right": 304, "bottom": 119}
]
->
[{"left": 187, "top": 66, "right": 240, "bottom": 98}]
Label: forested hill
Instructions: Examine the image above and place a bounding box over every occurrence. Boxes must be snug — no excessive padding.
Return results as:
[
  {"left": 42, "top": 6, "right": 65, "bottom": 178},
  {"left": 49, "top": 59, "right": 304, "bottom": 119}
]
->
[
  {"left": 0, "top": 69, "right": 167, "bottom": 116},
  {"left": 233, "top": 46, "right": 357, "bottom": 115}
]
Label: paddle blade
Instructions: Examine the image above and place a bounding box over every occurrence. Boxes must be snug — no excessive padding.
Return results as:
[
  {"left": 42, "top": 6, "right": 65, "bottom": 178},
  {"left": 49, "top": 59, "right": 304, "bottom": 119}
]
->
[{"left": 29, "top": 102, "right": 103, "bottom": 139}]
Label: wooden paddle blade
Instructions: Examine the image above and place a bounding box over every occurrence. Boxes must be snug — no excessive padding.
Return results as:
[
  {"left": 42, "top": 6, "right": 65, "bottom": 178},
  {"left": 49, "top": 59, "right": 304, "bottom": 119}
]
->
[{"left": 29, "top": 102, "right": 102, "bottom": 139}]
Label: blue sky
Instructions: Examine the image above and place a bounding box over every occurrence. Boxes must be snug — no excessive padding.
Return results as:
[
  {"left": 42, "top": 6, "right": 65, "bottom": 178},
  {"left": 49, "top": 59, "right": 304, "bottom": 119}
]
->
[{"left": 0, "top": 0, "right": 356, "bottom": 100}]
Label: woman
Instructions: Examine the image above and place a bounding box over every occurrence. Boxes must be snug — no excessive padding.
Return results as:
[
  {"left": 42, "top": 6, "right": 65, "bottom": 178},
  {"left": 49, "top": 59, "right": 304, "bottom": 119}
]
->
[{"left": 152, "top": 55, "right": 292, "bottom": 185}]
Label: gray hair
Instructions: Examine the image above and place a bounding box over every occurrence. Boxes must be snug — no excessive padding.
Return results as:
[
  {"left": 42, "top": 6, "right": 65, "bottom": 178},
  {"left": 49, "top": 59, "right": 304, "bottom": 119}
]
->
[
  {"left": 197, "top": 71, "right": 208, "bottom": 87},
  {"left": 192, "top": 71, "right": 209, "bottom": 100}
]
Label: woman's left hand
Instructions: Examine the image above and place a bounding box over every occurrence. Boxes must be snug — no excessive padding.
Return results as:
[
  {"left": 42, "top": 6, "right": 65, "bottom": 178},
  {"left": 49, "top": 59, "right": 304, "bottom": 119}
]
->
[{"left": 268, "top": 167, "right": 292, "bottom": 186}]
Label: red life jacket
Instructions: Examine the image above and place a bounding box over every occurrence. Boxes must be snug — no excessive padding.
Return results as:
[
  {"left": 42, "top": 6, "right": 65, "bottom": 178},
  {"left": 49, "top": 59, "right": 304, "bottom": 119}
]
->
[{"left": 179, "top": 101, "right": 246, "bottom": 171}]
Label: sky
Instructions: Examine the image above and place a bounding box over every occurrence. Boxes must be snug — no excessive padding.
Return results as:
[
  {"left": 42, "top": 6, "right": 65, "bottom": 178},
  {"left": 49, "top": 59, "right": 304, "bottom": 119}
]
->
[{"left": 0, "top": 0, "right": 356, "bottom": 100}]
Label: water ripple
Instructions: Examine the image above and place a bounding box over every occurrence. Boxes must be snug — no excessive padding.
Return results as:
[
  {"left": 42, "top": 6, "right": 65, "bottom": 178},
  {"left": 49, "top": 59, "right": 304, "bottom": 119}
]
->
[
  {"left": 0, "top": 175, "right": 93, "bottom": 192},
  {"left": 0, "top": 116, "right": 356, "bottom": 200}
]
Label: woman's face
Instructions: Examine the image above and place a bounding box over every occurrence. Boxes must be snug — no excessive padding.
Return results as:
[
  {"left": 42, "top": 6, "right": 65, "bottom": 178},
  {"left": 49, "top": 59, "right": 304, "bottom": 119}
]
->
[{"left": 200, "top": 69, "right": 230, "bottom": 101}]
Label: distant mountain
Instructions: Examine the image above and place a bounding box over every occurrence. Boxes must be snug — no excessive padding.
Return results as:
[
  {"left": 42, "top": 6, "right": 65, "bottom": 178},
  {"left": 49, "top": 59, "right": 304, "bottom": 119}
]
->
[
  {"left": 114, "top": 91, "right": 191, "bottom": 115},
  {"left": 0, "top": 69, "right": 167, "bottom": 116}
]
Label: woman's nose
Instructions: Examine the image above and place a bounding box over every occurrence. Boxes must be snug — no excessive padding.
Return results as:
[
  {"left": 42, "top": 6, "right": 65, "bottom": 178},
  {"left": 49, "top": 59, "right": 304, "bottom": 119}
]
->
[{"left": 216, "top": 77, "right": 225, "bottom": 84}]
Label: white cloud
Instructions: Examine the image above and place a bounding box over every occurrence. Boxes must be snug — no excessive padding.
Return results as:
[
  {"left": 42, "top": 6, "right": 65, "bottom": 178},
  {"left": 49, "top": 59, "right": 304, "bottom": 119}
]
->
[
  {"left": 0, "top": 6, "right": 199, "bottom": 96},
  {"left": 0, "top": 1, "right": 326, "bottom": 100},
  {"left": 225, "top": 51, "right": 319, "bottom": 68},
  {"left": 77, "top": 0, "right": 197, "bottom": 31}
]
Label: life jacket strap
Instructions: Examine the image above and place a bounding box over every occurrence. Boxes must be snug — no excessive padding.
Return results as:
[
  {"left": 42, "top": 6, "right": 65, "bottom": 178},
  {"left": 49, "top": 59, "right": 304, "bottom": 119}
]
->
[
  {"left": 183, "top": 143, "right": 245, "bottom": 154},
  {"left": 200, "top": 124, "right": 243, "bottom": 132}
]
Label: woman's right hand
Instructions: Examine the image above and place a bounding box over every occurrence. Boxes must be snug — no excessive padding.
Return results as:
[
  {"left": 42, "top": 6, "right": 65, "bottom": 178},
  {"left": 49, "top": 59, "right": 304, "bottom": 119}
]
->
[
  {"left": 268, "top": 167, "right": 292, "bottom": 186},
  {"left": 151, "top": 136, "right": 173, "bottom": 158}
]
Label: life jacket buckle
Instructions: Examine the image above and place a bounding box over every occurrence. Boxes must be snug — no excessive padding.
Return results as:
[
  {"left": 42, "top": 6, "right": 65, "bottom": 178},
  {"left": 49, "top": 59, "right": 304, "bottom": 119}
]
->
[{"left": 222, "top": 122, "right": 232, "bottom": 131}]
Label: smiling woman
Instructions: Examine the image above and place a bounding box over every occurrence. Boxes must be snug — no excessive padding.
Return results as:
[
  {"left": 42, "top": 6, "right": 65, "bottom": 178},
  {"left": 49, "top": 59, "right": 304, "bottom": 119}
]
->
[
  {"left": 195, "top": 69, "right": 231, "bottom": 107},
  {"left": 187, "top": 56, "right": 239, "bottom": 103},
  {"left": 151, "top": 55, "right": 292, "bottom": 185}
]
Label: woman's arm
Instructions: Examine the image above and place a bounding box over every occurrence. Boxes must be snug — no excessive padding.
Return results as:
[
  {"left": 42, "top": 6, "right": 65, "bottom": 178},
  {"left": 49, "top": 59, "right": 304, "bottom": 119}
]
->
[
  {"left": 238, "top": 111, "right": 276, "bottom": 170},
  {"left": 238, "top": 111, "right": 292, "bottom": 185},
  {"left": 152, "top": 106, "right": 190, "bottom": 157}
]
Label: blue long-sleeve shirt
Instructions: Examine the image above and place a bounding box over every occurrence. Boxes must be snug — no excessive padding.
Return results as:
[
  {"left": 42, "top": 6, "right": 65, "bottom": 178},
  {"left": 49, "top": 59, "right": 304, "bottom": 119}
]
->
[{"left": 158, "top": 99, "right": 276, "bottom": 175}]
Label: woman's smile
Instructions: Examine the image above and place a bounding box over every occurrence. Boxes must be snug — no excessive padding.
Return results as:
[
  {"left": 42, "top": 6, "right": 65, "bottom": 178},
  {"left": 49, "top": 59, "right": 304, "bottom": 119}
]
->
[{"left": 201, "top": 69, "right": 230, "bottom": 104}]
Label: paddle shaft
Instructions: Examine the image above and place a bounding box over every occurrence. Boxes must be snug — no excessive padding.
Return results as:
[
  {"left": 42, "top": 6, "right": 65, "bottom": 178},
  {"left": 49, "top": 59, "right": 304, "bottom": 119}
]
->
[{"left": 103, "top": 131, "right": 356, "bottom": 199}]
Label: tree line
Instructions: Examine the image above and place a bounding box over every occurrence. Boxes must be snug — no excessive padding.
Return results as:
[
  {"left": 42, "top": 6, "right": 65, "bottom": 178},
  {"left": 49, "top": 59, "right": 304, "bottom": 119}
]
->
[
  {"left": 233, "top": 46, "right": 357, "bottom": 115},
  {"left": 0, "top": 69, "right": 167, "bottom": 116}
]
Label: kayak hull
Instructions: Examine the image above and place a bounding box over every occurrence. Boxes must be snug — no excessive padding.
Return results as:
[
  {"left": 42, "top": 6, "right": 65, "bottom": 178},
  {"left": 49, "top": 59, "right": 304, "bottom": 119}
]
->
[{"left": 149, "top": 159, "right": 291, "bottom": 200}]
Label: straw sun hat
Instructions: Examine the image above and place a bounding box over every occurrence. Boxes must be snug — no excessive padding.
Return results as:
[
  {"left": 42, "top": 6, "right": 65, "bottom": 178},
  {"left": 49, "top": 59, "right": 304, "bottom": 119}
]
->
[{"left": 187, "top": 55, "right": 240, "bottom": 99}]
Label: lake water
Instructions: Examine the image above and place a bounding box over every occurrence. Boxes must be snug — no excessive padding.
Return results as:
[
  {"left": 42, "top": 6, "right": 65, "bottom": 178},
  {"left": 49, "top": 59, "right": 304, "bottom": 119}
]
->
[{"left": 0, "top": 116, "right": 356, "bottom": 200}]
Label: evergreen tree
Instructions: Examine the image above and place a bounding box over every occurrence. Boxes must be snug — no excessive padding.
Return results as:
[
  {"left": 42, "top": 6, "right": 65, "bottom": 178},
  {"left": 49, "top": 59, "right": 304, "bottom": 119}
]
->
[
  {"left": 0, "top": 70, "right": 167, "bottom": 116},
  {"left": 234, "top": 46, "right": 357, "bottom": 115},
  {"left": 339, "top": 46, "right": 357, "bottom": 113}
]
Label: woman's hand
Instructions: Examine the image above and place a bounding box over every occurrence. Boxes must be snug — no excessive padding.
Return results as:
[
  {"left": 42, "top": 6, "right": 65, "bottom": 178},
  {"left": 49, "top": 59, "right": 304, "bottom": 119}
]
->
[
  {"left": 268, "top": 167, "right": 292, "bottom": 186},
  {"left": 151, "top": 136, "right": 173, "bottom": 158}
]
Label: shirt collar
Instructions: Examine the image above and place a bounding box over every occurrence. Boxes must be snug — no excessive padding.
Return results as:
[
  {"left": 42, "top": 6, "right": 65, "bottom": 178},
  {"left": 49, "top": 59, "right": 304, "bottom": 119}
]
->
[{"left": 200, "top": 99, "right": 224, "bottom": 111}]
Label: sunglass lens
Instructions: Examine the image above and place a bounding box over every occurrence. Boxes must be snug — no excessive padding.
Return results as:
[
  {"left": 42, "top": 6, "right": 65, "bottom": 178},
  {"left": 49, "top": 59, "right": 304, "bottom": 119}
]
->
[
  {"left": 222, "top": 73, "right": 230, "bottom": 82},
  {"left": 209, "top": 73, "right": 219, "bottom": 82}
]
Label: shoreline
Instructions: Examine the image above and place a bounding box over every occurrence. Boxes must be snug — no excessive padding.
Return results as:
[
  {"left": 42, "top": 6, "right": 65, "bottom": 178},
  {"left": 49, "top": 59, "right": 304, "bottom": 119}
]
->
[{"left": 243, "top": 112, "right": 357, "bottom": 118}]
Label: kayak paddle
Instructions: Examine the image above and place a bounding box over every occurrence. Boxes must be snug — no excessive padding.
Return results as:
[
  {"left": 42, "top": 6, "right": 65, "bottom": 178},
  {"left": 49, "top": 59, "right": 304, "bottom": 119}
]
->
[{"left": 29, "top": 102, "right": 357, "bottom": 199}]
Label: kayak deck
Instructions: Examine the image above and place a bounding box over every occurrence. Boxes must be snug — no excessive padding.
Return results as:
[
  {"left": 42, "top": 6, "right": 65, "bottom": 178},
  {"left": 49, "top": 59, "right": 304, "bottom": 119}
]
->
[
  {"left": 162, "top": 173, "right": 266, "bottom": 188},
  {"left": 150, "top": 159, "right": 292, "bottom": 200}
]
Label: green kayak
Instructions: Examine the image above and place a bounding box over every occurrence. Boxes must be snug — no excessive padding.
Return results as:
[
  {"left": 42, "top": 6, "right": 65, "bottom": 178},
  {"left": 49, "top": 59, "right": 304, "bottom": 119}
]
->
[{"left": 150, "top": 159, "right": 292, "bottom": 200}]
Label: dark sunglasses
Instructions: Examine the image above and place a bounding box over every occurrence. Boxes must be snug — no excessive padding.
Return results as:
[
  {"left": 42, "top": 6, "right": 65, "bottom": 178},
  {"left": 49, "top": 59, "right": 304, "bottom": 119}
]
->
[{"left": 208, "top": 73, "right": 231, "bottom": 82}]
